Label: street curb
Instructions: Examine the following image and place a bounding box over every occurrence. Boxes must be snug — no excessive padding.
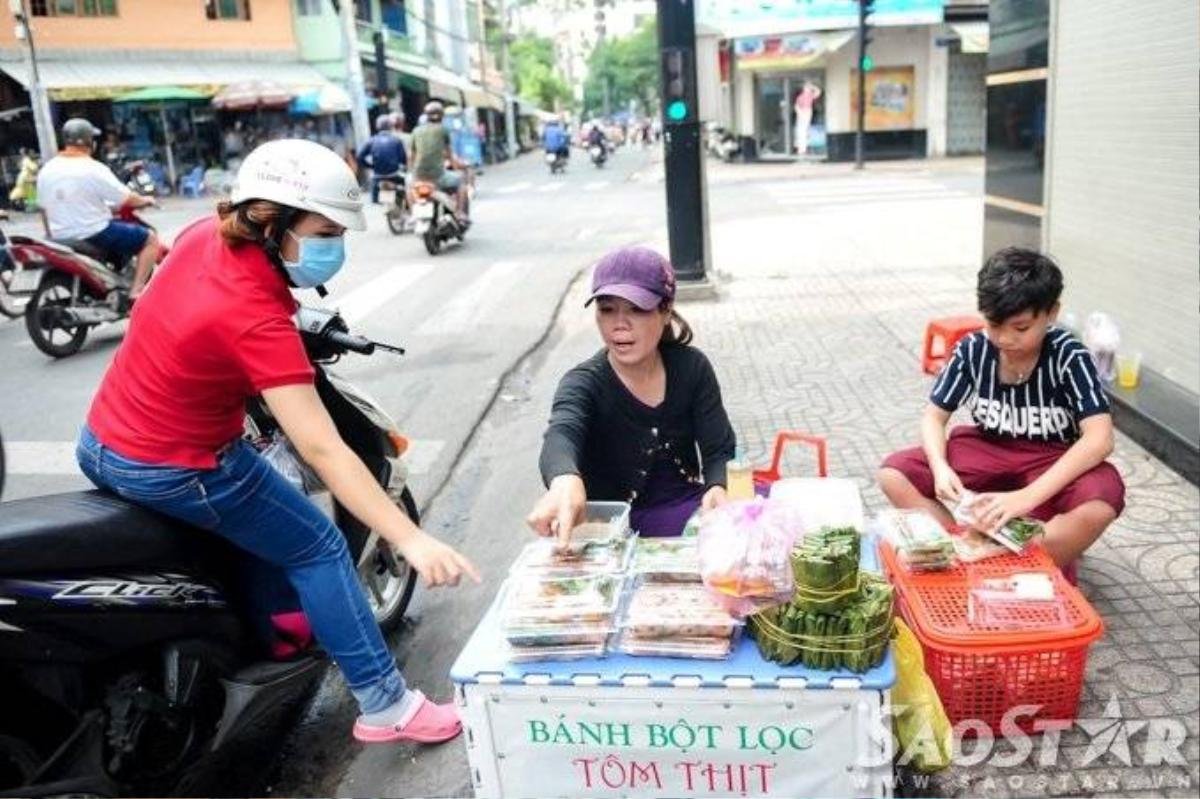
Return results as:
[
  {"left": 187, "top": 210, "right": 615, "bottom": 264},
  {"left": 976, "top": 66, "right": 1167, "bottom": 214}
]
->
[{"left": 417, "top": 263, "right": 592, "bottom": 519}]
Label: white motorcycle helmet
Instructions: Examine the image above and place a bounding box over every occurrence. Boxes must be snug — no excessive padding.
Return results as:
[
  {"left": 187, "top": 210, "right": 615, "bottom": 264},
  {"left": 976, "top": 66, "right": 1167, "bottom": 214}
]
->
[{"left": 231, "top": 139, "right": 367, "bottom": 232}]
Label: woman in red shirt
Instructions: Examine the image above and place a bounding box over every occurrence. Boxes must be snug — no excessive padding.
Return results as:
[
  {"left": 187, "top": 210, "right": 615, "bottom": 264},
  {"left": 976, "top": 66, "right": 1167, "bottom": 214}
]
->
[{"left": 76, "top": 139, "right": 476, "bottom": 745}]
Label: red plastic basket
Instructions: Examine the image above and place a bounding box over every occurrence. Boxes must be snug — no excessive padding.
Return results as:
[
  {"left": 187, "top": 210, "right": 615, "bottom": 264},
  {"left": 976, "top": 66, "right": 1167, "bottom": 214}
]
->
[{"left": 880, "top": 539, "right": 1104, "bottom": 735}]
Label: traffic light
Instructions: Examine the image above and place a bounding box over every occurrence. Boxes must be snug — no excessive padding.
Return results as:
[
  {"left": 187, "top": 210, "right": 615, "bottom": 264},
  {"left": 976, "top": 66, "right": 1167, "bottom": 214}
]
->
[
  {"left": 661, "top": 47, "right": 697, "bottom": 125},
  {"left": 859, "top": 1, "right": 876, "bottom": 72}
]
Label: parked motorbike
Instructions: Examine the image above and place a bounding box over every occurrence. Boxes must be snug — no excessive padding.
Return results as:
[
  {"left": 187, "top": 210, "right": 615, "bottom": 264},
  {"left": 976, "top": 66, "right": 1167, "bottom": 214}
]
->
[
  {"left": 409, "top": 178, "right": 468, "bottom": 256},
  {"left": 13, "top": 207, "right": 166, "bottom": 358},
  {"left": 0, "top": 210, "right": 33, "bottom": 319},
  {"left": 379, "top": 172, "right": 411, "bottom": 236},
  {"left": 705, "top": 124, "right": 741, "bottom": 163},
  {"left": 0, "top": 307, "right": 417, "bottom": 797},
  {"left": 105, "top": 152, "right": 157, "bottom": 197},
  {"left": 545, "top": 150, "right": 567, "bottom": 175},
  {"left": 589, "top": 144, "right": 607, "bottom": 168}
]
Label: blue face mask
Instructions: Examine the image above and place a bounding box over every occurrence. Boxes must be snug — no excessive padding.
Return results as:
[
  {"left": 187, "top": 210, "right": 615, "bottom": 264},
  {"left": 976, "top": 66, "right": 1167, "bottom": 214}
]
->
[{"left": 282, "top": 231, "right": 346, "bottom": 288}]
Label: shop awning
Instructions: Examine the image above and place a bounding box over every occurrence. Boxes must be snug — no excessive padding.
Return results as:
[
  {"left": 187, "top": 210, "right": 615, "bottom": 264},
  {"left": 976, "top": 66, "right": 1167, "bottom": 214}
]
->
[
  {"left": 733, "top": 30, "right": 856, "bottom": 72},
  {"left": 950, "top": 22, "right": 989, "bottom": 54},
  {"left": 0, "top": 55, "right": 334, "bottom": 101}
]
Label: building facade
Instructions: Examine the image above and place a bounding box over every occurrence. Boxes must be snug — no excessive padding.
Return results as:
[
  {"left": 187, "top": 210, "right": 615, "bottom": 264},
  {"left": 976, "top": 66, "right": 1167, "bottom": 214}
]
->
[
  {"left": 983, "top": 0, "right": 1199, "bottom": 478},
  {"left": 697, "top": 0, "right": 988, "bottom": 161}
]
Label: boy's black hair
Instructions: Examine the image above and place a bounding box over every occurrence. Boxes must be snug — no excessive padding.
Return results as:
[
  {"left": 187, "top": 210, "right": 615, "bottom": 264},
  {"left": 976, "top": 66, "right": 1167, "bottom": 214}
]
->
[{"left": 976, "top": 247, "right": 1064, "bottom": 322}]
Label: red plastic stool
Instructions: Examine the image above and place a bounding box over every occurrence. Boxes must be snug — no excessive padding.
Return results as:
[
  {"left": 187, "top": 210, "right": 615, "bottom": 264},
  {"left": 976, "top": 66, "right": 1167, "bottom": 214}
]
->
[
  {"left": 922, "top": 315, "right": 984, "bottom": 375},
  {"left": 752, "top": 431, "right": 828, "bottom": 496}
]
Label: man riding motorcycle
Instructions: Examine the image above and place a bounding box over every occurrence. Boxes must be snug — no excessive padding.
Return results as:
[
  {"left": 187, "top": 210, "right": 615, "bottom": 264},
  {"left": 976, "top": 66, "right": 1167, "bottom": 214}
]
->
[
  {"left": 542, "top": 117, "right": 570, "bottom": 163},
  {"left": 75, "top": 139, "right": 479, "bottom": 746},
  {"left": 357, "top": 114, "right": 408, "bottom": 205},
  {"left": 36, "top": 118, "right": 160, "bottom": 299},
  {"left": 409, "top": 101, "right": 468, "bottom": 220}
]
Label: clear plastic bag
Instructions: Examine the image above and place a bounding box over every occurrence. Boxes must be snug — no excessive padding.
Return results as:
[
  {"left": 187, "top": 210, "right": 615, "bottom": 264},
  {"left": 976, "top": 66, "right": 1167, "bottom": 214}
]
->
[
  {"left": 967, "top": 571, "right": 1069, "bottom": 631},
  {"left": 260, "top": 433, "right": 321, "bottom": 494},
  {"left": 511, "top": 535, "right": 633, "bottom": 578},
  {"left": 1082, "top": 311, "right": 1120, "bottom": 383},
  {"left": 698, "top": 498, "right": 802, "bottom": 617}
]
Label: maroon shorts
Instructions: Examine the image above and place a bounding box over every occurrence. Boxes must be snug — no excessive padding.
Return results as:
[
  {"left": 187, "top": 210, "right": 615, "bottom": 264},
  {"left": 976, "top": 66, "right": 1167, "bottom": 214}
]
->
[{"left": 881, "top": 425, "right": 1126, "bottom": 520}]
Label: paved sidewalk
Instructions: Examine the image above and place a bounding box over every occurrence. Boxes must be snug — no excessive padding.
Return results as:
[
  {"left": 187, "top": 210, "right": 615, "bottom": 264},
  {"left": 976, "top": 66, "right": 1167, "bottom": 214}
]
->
[{"left": 669, "top": 176, "right": 1199, "bottom": 797}]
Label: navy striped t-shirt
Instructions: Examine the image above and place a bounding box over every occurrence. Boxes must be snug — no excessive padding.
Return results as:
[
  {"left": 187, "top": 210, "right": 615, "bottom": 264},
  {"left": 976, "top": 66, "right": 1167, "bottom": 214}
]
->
[{"left": 930, "top": 328, "right": 1110, "bottom": 444}]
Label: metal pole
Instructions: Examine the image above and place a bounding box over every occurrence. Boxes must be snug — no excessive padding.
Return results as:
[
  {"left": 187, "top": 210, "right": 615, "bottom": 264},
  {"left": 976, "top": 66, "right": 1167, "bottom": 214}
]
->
[
  {"left": 336, "top": 0, "right": 372, "bottom": 150},
  {"left": 855, "top": 2, "right": 867, "bottom": 169},
  {"left": 657, "top": 0, "right": 709, "bottom": 283},
  {"left": 497, "top": 0, "right": 517, "bottom": 155},
  {"left": 11, "top": 0, "right": 57, "bottom": 161}
]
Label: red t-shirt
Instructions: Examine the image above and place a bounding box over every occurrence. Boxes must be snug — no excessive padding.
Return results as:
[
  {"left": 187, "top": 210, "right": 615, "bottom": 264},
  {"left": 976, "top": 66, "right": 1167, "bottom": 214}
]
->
[{"left": 87, "top": 216, "right": 314, "bottom": 468}]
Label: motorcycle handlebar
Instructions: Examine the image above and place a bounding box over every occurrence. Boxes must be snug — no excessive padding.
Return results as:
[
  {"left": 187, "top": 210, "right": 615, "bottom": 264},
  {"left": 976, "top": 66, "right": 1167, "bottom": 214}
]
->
[{"left": 324, "top": 329, "right": 376, "bottom": 355}]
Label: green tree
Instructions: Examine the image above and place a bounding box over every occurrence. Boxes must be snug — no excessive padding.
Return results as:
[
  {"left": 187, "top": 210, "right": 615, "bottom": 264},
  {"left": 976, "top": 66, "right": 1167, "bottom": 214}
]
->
[
  {"left": 583, "top": 19, "right": 659, "bottom": 118},
  {"left": 510, "top": 35, "right": 573, "bottom": 111}
]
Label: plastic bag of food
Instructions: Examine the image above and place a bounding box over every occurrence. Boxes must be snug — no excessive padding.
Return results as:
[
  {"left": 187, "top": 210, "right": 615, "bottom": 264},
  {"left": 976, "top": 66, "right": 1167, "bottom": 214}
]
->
[
  {"left": 698, "top": 498, "right": 801, "bottom": 617},
  {"left": 1082, "top": 311, "right": 1120, "bottom": 383},
  {"left": 891, "top": 618, "right": 953, "bottom": 772},
  {"left": 869, "top": 510, "right": 956, "bottom": 571}
]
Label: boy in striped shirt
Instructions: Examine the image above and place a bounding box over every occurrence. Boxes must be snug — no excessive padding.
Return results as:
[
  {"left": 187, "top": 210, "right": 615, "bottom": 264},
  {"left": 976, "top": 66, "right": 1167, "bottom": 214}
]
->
[{"left": 878, "top": 247, "right": 1125, "bottom": 570}]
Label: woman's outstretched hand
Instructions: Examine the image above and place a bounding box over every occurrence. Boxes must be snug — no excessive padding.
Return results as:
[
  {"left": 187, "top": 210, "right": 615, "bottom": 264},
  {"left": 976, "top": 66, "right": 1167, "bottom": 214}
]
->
[
  {"left": 526, "top": 474, "right": 586, "bottom": 550},
  {"left": 701, "top": 485, "right": 728, "bottom": 512}
]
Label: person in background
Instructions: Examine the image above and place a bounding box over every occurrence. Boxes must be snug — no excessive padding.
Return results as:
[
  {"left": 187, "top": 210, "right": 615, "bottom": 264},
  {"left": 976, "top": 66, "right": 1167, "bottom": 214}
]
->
[
  {"left": 877, "top": 247, "right": 1125, "bottom": 577},
  {"left": 357, "top": 115, "right": 408, "bottom": 205},
  {"left": 36, "top": 118, "right": 160, "bottom": 299},
  {"left": 409, "top": 101, "right": 468, "bottom": 219},
  {"left": 528, "top": 247, "right": 736, "bottom": 545},
  {"left": 793, "top": 81, "right": 822, "bottom": 155},
  {"left": 541, "top": 117, "right": 570, "bottom": 163}
]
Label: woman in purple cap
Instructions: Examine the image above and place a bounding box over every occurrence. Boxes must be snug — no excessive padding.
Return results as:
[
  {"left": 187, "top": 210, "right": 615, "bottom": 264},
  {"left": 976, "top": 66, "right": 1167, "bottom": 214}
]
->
[{"left": 527, "top": 246, "right": 737, "bottom": 543}]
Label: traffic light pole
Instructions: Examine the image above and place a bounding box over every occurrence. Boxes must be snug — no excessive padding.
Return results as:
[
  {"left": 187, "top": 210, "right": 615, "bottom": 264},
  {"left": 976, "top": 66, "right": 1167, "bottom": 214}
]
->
[
  {"left": 855, "top": 2, "right": 868, "bottom": 169},
  {"left": 657, "top": 0, "right": 710, "bottom": 285}
]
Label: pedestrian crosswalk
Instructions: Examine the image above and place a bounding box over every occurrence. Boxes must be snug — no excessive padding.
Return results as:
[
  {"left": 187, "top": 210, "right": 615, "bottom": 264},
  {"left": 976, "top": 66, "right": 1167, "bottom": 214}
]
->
[
  {"left": 494, "top": 181, "right": 533, "bottom": 195},
  {"left": 536, "top": 182, "right": 565, "bottom": 193},
  {"left": 759, "top": 176, "right": 974, "bottom": 209},
  {"left": 414, "top": 260, "right": 525, "bottom": 337},
  {"left": 583, "top": 181, "right": 610, "bottom": 192}
]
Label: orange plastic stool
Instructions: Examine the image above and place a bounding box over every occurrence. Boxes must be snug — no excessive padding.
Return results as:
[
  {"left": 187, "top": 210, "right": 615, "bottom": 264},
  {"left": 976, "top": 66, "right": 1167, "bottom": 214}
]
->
[
  {"left": 922, "top": 315, "right": 984, "bottom": 375},
  {"left": 752, "top": 431, "right": 828, "bottom": 496}
]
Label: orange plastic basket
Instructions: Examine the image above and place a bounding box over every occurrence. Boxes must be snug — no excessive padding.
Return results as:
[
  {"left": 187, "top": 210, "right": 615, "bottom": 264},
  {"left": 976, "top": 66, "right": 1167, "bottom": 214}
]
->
[{"left": 879, "top": 539, "right": 1104, "bottom": 734}]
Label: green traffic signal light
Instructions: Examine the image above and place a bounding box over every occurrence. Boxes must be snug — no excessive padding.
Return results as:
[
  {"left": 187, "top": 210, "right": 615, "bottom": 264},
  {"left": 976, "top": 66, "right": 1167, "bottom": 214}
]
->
[
  {"left": 667, "top": 100, "right": 689, "bottom": 121},
  {"left": 861, "top": 55, "right": 874, "bottom": 72}
]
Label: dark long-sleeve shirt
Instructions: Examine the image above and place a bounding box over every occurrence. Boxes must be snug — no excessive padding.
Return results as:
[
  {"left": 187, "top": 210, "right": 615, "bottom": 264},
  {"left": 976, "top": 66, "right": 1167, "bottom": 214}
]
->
[
  {"left": 539, "top": 344, "right": 737, "bottom": 505},
  {"left": 356, "top": 132, "right": 407, "bottom": 176}
]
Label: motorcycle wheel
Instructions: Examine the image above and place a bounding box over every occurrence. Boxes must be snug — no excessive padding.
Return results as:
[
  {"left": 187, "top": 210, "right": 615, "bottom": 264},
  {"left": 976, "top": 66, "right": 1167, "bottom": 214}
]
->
[
  {"left": 386, "top": 194, "right": 411, "bottom": 236},
  {"left": 423, "top": 228, "right": 441, "bottom": 256},
  {"left": 0, "top": 734, "right": 40, "bottom": 791},
  {"left": 357, "top": 487, "right": 419, "bottom": 634},
  {"left": 24, "top": 272, "right": 89, "bottom": 358}
]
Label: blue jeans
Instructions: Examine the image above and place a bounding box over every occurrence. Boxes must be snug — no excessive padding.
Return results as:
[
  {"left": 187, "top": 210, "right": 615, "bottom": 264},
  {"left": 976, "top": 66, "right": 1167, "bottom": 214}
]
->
[{"left": 76, "top": 426, "right": 404, "bottom": 714}]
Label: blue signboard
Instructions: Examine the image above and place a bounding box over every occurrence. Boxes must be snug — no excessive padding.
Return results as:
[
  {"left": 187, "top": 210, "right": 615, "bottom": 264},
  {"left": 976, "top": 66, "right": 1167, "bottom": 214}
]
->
[{"left": 698, "top": 0, "right": 946, "bottom": 36}]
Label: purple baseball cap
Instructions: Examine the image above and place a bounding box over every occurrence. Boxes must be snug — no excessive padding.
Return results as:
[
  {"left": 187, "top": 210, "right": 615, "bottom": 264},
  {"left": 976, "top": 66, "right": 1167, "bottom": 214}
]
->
[{"left": 585, "top": 246, "right": 677, "bottom": 310}]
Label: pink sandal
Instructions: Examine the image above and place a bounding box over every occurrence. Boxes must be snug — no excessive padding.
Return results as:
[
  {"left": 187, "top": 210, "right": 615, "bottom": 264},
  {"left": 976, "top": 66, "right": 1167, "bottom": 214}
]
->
[{"left": 352, "top": 691, "right": 463, "bottom": 745}]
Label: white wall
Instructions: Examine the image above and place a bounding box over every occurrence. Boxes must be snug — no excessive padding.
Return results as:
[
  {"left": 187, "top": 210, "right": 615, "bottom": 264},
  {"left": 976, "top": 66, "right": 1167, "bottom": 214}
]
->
[
  {"left": 696, "top": 33, "right": 722, "bottom": 123},
  {"left": 824, "top": 26, "right": 932, "bottom": 133},
  {"left": 1044, "top": 0, "right": 1200, "bottom": 394},
  {"left": 925, "top": 27, "right": 949, "bottom": 156}
]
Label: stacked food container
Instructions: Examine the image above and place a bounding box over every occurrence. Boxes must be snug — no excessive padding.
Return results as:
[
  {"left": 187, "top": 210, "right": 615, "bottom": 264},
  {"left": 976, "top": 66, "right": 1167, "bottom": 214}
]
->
[
  {"left": 619, "top": 537, "right": 741, "bottom": 659},
  {"left": 501, "top": 502, "right": 631, "bottom": 662}
]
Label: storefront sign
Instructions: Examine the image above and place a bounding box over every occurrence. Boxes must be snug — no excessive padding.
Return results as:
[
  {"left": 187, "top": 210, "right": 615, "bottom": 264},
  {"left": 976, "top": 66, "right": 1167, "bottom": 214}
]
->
[
  {"left": 734, "top": 31, "right": 856, "bottom": 71},
  {"left": 485, "top": 691, "right": 884, "bottom": 798},
  {"left": 701, "top": 0, "right": 946, "bottom": 38},
  {"left": 850, "top": 66, "right": 917, "bottom": 130}
]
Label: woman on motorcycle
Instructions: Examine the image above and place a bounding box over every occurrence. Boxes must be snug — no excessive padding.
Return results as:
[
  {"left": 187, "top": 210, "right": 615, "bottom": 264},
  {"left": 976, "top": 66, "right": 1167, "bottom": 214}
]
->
[
  {"left": 527, "top": 246, "right": 737, "bottom": 544},
  {"left": 76, "top": 139, "right": 476, "bottom": 745}
]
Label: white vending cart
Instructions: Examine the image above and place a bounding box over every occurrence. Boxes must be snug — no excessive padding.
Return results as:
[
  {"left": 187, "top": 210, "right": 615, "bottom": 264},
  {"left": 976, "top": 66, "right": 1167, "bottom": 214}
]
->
[{"left": 451, "top": 551, "right": 895, "bottom": 799}]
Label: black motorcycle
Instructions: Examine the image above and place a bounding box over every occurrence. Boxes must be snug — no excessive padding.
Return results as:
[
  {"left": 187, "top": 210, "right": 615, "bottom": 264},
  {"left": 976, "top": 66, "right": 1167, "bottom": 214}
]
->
[{"left": 0, "top": 308, "right": 417, "bottom": 797}]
